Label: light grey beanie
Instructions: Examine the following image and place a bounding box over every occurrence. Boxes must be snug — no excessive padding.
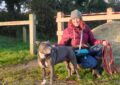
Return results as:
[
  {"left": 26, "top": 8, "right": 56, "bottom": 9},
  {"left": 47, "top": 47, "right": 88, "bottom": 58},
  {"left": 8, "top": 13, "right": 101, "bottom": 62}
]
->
[{"left": 70, "top": 9, "right": 82, "bottom": 19}]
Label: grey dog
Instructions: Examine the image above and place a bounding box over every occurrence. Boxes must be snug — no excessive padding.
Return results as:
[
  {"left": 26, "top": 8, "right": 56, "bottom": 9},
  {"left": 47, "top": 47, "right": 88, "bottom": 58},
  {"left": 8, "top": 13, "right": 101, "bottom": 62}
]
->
[{"left": 36, "top": 41, "right": 80, "bottom": 85}]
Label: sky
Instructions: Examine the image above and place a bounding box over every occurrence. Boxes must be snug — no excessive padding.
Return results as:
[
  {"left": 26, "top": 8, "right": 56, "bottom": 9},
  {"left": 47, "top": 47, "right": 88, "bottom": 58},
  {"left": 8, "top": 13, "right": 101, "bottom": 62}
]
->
[
  {"left": 104, "top": 0, "right": 120, "bottom": 4},
  {"left": 0, "top": 1, "right": 7, "bottom": 11},
  {"left": 0, "top": 1, "right": 29, "bottom": 13}
]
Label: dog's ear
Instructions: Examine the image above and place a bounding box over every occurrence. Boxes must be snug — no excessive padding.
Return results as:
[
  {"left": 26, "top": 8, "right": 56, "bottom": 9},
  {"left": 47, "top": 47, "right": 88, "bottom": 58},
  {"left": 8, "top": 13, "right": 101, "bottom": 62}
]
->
[
  {"left": 46, "top": 40, "right": 51, "bottom": 44},
  {"left": 35, "top": 41, "right": 41, "bottom": 47},
  {"left": 46, "top": 40, "right": 50, "bottom": 44}
]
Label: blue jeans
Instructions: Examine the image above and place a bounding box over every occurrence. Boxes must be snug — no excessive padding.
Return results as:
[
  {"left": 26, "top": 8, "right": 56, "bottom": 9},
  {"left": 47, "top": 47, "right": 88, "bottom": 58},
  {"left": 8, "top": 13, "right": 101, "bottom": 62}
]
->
[
  {"left": 74, "top": 46, "right": 103, "bottom": 69},
  {"left": 77, "top": 55, "right": 97, "bottom": 68}
]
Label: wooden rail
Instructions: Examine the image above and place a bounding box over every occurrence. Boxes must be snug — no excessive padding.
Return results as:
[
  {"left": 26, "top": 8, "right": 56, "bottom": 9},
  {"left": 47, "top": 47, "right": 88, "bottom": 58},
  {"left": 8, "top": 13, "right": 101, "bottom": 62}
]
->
[
  {"left": 0, "top": 21, "right": 29, "bottom": 26},
  {"left": 0, "top": 14, "right": 36, "bottom": 55}
]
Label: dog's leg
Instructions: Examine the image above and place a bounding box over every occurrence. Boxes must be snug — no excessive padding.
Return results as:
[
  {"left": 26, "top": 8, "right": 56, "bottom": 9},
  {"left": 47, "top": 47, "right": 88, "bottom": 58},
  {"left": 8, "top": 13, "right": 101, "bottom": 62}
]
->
[
  {"left": 41, "top": 68, "right": 47, "bottom": 85},
  {"left": 50, "top": 64, "right": 54, "bottom": 85},
  {"left": 47, "top": 58, "right": 54, "bottom": 85},
  {"left": 71, "top": 59, "right": 80, "bottom": 80},
  {"left": 73, "top": 63, "right": 81, "bottom": 80},
  {"left": 38, "top": 58, "right": 47, "bottom": 85},
  {"left": 65, "top": 61, "right": 71, "bottom": 79}
]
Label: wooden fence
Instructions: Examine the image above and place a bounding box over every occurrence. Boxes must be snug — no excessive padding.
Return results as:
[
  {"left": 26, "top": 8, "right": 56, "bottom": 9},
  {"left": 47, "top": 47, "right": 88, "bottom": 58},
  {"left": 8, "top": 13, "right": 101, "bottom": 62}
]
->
[
  {"left": 0, "top": 14, "right": 36, "bottom": 55},
  {"left": 56, "top": 7, "right": 120, "bottom": 43}
]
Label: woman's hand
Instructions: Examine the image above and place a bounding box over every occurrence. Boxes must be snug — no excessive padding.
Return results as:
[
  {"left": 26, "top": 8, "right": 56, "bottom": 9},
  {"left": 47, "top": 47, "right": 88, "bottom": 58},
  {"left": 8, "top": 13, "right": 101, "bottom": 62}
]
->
[
  {"left": 72, "top": 45, "right": 79, "bottom": 48},
  {"left": 72, "top": 44, "right": 89, "bottom": 48}
]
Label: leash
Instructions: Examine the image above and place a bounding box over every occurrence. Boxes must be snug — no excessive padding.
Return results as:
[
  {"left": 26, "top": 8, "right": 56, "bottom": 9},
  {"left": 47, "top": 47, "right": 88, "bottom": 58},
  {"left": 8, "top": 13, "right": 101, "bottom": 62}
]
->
[
  {"left": 79, "top": 30, "right": 83, "bottom": 50},
  {"left": 102, "top": 43, "right": 118, "bottom": 74}
]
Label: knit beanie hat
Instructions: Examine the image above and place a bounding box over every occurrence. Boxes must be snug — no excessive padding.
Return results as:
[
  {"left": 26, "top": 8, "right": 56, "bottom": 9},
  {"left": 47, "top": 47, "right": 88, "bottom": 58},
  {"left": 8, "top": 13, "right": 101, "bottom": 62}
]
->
[{"left": 70, "top": 9, "right": 82, "bottom": 19}]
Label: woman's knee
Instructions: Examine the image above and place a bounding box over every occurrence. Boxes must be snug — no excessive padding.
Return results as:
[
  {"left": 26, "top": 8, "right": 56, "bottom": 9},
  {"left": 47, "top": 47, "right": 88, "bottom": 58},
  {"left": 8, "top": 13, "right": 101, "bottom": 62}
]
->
[{"left": 80, "top": 55, "right": 97, "bottom": 68}]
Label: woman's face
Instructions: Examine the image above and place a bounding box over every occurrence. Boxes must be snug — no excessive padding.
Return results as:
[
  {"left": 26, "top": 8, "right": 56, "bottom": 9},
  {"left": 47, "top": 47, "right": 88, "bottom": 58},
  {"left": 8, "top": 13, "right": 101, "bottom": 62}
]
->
[{"left": 71, "top": 18, "right": 80, "bottom": 27}]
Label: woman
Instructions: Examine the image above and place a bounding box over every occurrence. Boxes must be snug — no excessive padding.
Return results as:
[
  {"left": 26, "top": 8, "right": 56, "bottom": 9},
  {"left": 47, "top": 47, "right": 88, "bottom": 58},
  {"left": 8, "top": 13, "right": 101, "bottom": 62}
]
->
[{"left": 59, "top": 9, "right": 108, "bottom": 77}]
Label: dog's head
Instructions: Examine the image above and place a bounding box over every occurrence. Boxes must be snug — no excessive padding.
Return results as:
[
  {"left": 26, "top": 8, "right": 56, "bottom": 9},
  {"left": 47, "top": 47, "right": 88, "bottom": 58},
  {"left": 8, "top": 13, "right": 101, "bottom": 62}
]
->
[{"left": 36, "top": 41, "right": 52, "bottom": 59}]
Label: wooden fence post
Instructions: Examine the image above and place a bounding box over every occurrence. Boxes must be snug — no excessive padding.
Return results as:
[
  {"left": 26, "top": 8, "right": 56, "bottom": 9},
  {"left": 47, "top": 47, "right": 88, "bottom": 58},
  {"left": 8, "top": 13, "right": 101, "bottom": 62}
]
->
[
  {"left": 29, "top": 14, "right": 36, "bottom": 55},
  {"left": 23, "top": 26, "right": 27, "bottom": 43},
  {"left": 107, "top": 7, "right": 113, "bottom": 22},
  {"left": 56, "top": 12, "right": 64, "bottom": 43}
]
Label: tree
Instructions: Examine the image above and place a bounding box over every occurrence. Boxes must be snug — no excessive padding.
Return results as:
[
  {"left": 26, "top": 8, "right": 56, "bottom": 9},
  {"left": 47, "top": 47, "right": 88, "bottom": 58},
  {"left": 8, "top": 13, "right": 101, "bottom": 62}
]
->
[
  {"left": 30, "top": 0, "right": 57, "bottom": 39},
  {"left": 0, "top": 0, "right": 28, "bottom": 14}
]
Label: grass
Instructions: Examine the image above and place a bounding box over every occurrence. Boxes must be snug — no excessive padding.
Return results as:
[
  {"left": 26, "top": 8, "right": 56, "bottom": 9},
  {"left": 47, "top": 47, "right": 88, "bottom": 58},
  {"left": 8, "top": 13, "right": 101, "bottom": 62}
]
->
[
  {"left": 0, "top": 35, "right": 120, "bottom": 85},
  {"left": 0, "top": 66, "right": 42, "bottom": 85},
  {"left": 0, "top": 63, "right": 120, "bottom": 85},
  {"left": 0, "top": 35, "right": 36, "bottom": 66},
  {"left": 54, "top": 64, "right": 120, "bottom": 85}
]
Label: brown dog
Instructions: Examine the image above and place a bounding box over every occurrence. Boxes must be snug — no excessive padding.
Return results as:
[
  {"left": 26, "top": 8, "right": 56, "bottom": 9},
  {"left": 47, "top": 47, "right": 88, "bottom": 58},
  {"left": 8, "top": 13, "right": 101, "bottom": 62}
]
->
[{"left": 36, "top": 41, "right": 80, "bottom": 85}]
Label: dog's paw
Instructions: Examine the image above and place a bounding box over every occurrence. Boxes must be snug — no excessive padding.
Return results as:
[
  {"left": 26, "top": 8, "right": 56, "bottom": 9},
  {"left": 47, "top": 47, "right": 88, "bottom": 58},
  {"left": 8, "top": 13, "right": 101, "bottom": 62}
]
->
[
  {"left": 78, "top": 77, "right": 81, "bottom": 81},
  {"left": 41, "top": 79, "right": 47, "bottom": 85},
  {"left": 72, "top": 71, "right": 76, "bottom": 75}
]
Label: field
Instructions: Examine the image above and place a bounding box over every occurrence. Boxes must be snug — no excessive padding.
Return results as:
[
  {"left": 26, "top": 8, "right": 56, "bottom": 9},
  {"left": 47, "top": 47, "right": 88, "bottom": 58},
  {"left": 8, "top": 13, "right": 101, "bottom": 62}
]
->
[{"left": 0, "top": 36, "right": 120, "bottom": 85}]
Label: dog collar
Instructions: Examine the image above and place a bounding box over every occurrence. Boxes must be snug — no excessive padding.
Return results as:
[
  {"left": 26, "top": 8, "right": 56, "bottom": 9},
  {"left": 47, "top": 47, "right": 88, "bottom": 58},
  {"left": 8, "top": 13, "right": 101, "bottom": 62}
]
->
[{"left": 45, "top": 54, "right": 51, "bottom": 58}]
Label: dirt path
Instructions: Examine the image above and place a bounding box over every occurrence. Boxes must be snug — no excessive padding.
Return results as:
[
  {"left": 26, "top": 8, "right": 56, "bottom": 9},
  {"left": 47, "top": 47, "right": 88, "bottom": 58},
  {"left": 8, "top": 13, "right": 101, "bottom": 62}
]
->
[
  {"left": 0, "top": 58, "right": 120, "bottom": 85},
  {"left": 0, "top": 59, "right": 79, "bottom": 85},
  {"left": 0, "top": 59, "right": 39, "bottom": 79}
]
